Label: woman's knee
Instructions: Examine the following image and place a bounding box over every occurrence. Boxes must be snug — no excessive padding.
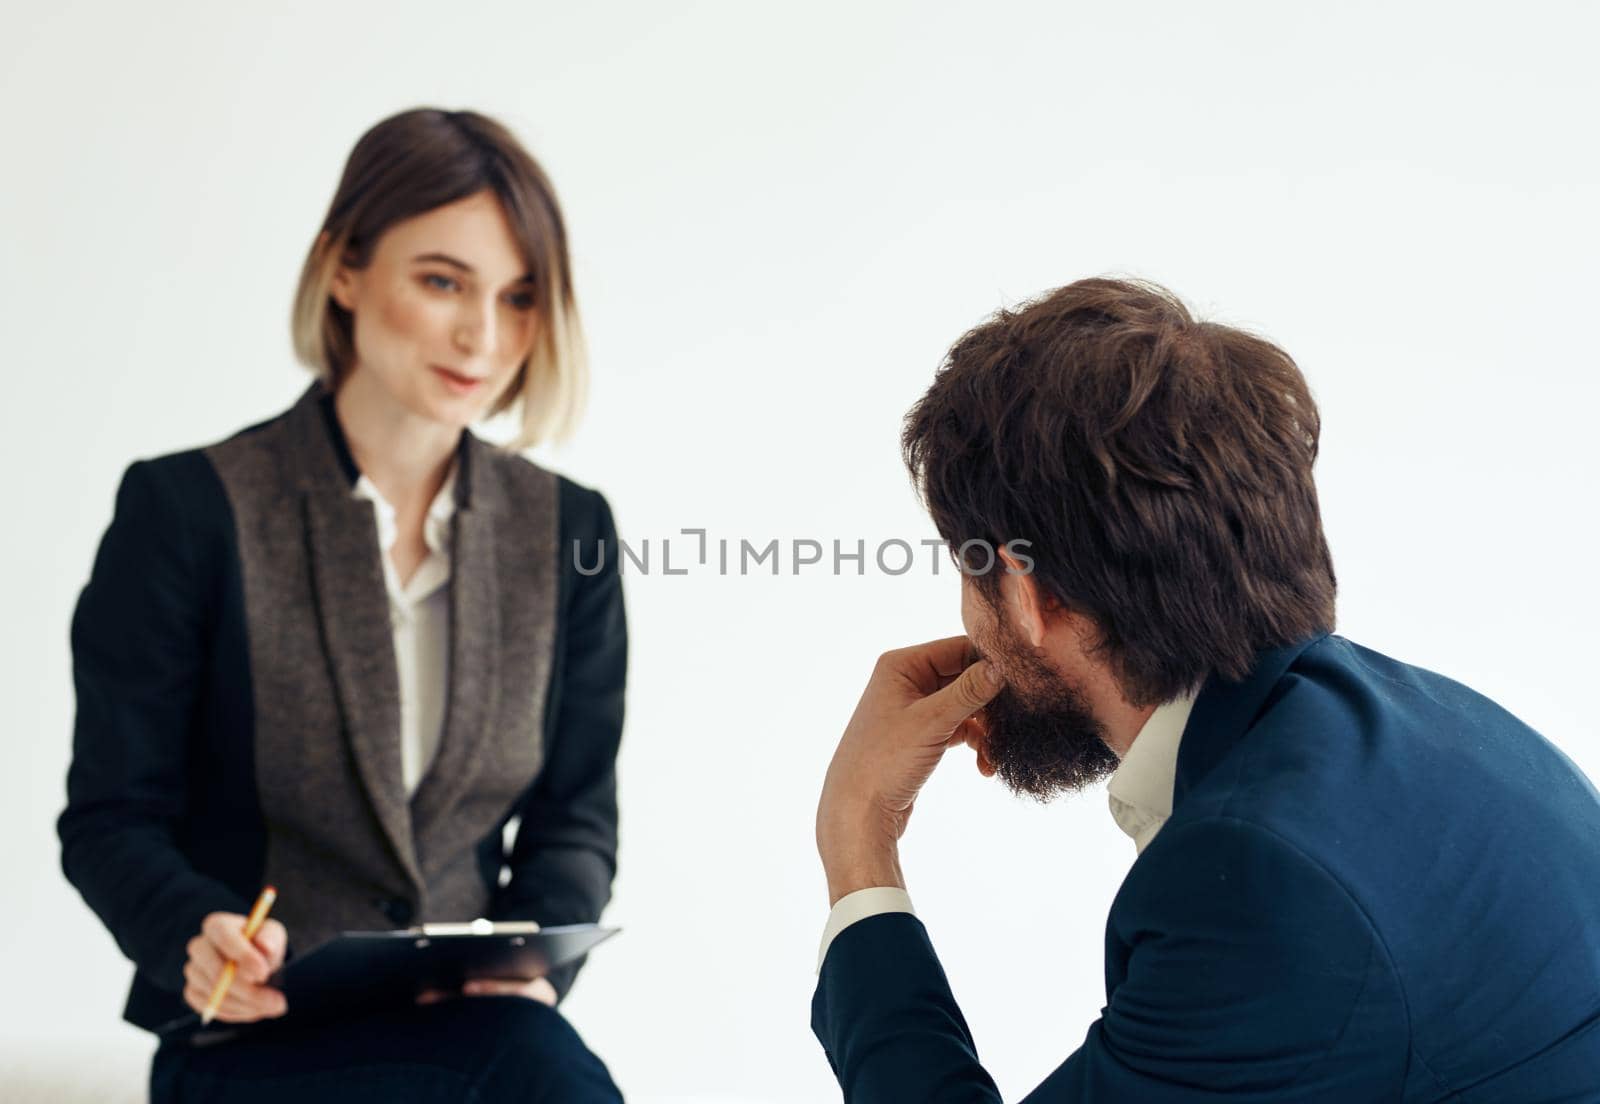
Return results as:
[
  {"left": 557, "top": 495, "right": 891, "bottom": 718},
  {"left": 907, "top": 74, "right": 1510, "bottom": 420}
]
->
[{"left": 465, "top": 998, "right": 621, "bottom": 1103}]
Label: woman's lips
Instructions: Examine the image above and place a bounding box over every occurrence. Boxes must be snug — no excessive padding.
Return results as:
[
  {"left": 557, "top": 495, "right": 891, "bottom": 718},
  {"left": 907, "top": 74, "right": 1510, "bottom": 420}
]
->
[{"left": 431, "top": 365, "right": 486, "bottom": 394}]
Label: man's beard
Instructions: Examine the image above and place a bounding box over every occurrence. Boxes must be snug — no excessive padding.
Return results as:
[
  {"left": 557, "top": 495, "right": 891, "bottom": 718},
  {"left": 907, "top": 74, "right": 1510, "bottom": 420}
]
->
[{"left": 973, "top": 618, "right": 1121, "bottom": 801}]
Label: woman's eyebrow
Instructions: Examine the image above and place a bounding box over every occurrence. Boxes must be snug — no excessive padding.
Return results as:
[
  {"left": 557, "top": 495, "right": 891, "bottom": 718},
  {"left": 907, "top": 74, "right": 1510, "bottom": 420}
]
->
[{"left": 410, "top": 251, "right": 533, "bottom": 282}]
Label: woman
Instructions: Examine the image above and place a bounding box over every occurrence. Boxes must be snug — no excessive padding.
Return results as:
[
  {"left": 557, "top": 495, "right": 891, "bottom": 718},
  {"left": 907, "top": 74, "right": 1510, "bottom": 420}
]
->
[{"left": 57, "top": 107, "right": 627, "bottom": 1101}]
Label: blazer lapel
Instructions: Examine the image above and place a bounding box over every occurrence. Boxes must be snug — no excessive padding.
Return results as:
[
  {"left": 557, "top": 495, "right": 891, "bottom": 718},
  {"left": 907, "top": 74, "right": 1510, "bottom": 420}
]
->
[
  {"left": 1173, "top": 631, "right": 1329, "bottom": 808},
  {"left": 285, "top": 384, "right": 423, "bottom": 892},
  {"left": 409, "top": 433, "right": 503, "bottom": 849}
]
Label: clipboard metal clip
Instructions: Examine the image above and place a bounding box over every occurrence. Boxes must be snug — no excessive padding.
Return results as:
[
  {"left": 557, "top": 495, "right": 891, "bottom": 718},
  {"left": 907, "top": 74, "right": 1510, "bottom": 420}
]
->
[{"left": 409, "top": 919, "right": 543, "bottom": 937}]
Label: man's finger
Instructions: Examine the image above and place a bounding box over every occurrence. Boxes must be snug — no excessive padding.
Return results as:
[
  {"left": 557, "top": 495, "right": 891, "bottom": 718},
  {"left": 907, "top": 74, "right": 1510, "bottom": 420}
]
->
[
  {"left": 947, "top": 715, "right": 998, "bottom": 776},
  {"left": 914, "top": 658, "right": 1002, "bottom": 732},
  {"left": 886, "top": 635, "right": 980, "bottom": 696},
  {"left": 946, "top": 716, "right": 975, "bottom": 748},
  {"left": 973, "top": 740, "right": 996, "bottom": 778}
]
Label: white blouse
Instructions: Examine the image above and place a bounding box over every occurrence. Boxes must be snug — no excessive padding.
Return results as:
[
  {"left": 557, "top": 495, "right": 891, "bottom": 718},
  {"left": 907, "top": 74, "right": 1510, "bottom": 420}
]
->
[{"left": 351, "top": 457, "right": 459, "bottom": 797}]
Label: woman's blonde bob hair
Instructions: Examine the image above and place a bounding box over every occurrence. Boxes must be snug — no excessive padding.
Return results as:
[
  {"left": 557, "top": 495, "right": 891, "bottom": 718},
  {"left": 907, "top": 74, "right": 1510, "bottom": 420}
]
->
[{"left": 291, "top": 107, "right": 586, "bottom": 450}]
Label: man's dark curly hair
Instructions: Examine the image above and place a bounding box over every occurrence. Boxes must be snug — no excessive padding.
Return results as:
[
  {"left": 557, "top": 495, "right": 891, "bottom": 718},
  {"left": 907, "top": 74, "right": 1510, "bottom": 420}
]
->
[{"left": 903, "top": 277, "right": 1336, "bottom": 706}]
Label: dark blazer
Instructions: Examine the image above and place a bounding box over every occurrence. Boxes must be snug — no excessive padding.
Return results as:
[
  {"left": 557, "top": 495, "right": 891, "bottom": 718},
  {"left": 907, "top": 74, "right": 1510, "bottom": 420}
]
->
[
  {"left": 59, "top": 382, "right": 627, "bottom": 1037},
  {"left": 813, "top": 632, "right": 1600, "bottom": 1101}
]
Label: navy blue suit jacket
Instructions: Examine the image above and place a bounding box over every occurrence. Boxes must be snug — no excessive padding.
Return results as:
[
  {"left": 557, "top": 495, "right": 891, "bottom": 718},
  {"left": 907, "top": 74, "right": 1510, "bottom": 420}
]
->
[{"left": 812, "top": 633, "right": 1600, "bottom": 1101}]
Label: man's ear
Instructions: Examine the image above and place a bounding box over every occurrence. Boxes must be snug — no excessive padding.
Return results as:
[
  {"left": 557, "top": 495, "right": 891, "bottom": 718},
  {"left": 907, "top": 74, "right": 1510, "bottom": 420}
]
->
[
  {"left": 1001, "top": 569, "right": 1049, "bottom": 649},
  {"left": 997, "top": 544, "right": 1064, "bottom": 649},
  {"left": 997, "top": 544, "right": 1030, "bottom": 577}
]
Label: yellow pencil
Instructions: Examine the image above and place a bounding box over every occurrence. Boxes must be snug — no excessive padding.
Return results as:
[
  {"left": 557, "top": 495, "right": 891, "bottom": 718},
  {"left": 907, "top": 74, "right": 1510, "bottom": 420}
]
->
[{"left": 200, "top": 886, "right": 278, "bottom": 1026}]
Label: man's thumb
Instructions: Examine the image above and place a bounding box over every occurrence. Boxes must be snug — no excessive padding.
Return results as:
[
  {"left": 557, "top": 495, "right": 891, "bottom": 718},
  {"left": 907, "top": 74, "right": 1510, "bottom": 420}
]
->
[{"left": 923, "top": 660, "right": 1003, "bottom": 729}]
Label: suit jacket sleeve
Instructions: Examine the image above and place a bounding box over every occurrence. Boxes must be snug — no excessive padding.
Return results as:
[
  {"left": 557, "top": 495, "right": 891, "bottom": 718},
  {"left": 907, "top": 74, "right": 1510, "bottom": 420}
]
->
[
  {"left": 812, "top": 816, "right": 1409, "bottom": 1102},
  {"left": 57, "top": 459, "right": 252, "bottom": 995},
  {"left": 490, "top": 483, "right": 626, "bottom": 1001}
]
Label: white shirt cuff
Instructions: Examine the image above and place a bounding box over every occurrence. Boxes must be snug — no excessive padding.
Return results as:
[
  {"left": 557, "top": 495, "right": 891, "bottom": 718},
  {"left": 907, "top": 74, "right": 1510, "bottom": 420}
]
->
[{"left": 816, "top": 887, "right": 915, "bottom": 973}]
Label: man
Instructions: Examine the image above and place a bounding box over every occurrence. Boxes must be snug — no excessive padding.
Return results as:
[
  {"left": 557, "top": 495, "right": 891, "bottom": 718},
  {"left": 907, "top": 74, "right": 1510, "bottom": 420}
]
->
[{"left": 812, "top": 278, "right": 1600, "bottom": 1101}]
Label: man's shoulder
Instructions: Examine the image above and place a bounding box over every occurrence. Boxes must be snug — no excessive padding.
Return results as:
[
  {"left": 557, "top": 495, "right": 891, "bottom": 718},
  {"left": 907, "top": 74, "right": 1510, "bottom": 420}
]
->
[
  {"left": 1297, "top": 634, "right": 1534, "bottom": 730},
  {"left": 1230, "top": 633, "right": 1564, "bottom": 806},
  {"left": 1155, "top": 632, "right": 1600, "bottom": 952},
  {"left": 1141, "top": 637, "right": 1600, "bottom": 1089}
]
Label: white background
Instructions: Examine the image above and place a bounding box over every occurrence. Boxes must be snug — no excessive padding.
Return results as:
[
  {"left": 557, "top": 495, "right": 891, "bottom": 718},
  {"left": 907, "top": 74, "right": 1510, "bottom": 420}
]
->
[{"left": 3, "top": 2, "right": 1598, "bottom": 1101}]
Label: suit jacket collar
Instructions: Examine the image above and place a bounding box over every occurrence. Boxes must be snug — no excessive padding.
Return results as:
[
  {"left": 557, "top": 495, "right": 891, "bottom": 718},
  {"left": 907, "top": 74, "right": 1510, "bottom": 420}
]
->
[{"left": 1173, "top": 631, "right": 1329, "bottom": 807}]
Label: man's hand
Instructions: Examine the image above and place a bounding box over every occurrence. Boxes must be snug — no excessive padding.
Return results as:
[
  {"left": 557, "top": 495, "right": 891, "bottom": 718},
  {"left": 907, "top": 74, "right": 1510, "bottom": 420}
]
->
[
  {"left": 816, "top": 635, "right": 1002, "bottom": 906},
  {"left": 182, "top": 912, "right": 289, "bottom": 1023},
  {"left": 417, "top": 976, "right": 557, "bottom": 1007}
]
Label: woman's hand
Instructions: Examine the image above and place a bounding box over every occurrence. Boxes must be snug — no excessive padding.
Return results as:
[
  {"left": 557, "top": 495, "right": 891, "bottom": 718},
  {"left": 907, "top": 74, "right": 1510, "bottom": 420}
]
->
[
  {"left": 182, "top": 911, "right": 289, "bottom": 1023},
  {"left": 417, "top": 977, "right": 557, "bottom": 1006}
]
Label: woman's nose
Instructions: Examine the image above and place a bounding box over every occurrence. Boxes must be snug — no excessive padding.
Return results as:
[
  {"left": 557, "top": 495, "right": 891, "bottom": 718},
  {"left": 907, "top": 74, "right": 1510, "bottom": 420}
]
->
[{"left": 452, "top": 296, "right": 498, "bottom": 355}]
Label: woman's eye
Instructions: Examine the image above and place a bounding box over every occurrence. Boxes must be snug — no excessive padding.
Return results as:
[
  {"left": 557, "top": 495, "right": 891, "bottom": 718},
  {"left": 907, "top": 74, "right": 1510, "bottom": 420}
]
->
[
  {"left": 422, "top": 273, "right": 458, "bottom": 292},
  {"left": 507, "top": 291, "right": 536, "bottom": 310}
]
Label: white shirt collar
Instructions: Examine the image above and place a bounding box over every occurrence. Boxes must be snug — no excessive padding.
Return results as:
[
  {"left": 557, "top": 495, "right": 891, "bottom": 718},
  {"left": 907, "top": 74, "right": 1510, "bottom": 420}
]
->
[
  {"left": 1106, "top": 690, "right": 1199, "bottom": 854},
  {"left": 351, "top": 458, "right": 459, "bottom": 560},
  {"left": 351, "top": 458, "right": 459, "bottom": 608}
]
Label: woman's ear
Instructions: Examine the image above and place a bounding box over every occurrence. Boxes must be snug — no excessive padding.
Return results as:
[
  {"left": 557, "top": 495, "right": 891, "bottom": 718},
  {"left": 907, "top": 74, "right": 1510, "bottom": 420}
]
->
[
  {"left": 319, "top": 232, "right": 360, "bottom": 312},
  {"left": 328, "top": 258, "right": 358, "bottom": 312}
]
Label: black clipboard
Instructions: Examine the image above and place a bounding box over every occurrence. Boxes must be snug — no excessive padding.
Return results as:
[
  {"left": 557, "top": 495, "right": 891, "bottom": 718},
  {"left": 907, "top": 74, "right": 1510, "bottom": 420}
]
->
[
  {"left": 272, "top": 920, "right": 619, "bottom": 1018},
  {"left": 168, "top": 921, "right": 618, "bottom": 1044}
]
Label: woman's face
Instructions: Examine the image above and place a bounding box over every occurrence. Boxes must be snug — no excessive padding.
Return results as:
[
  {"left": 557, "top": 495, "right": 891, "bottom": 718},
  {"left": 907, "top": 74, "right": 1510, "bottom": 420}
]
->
[{"left": 328, "top": 189, "right": 539, "bottom": 428}]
